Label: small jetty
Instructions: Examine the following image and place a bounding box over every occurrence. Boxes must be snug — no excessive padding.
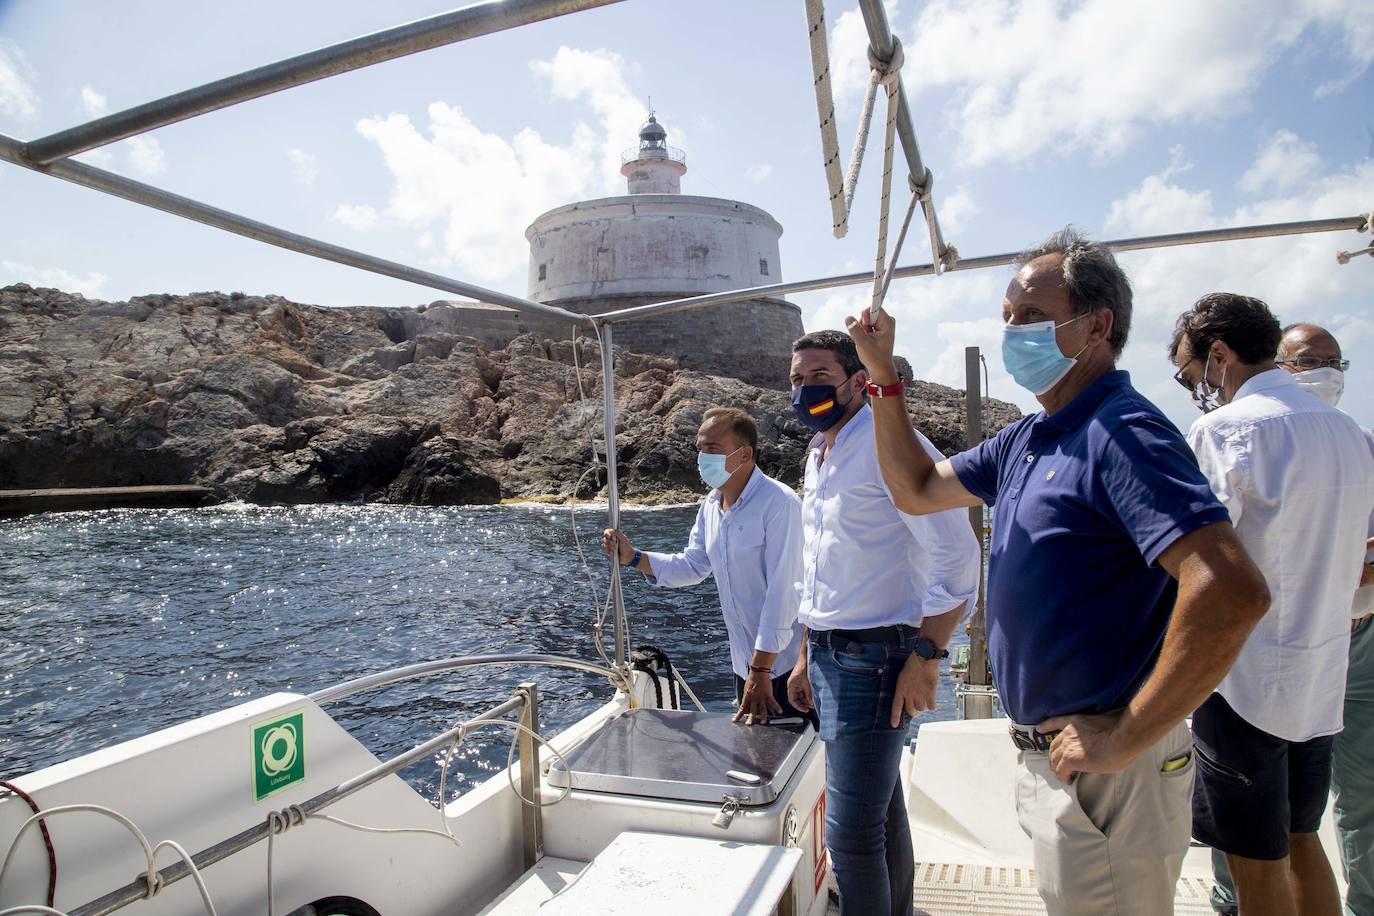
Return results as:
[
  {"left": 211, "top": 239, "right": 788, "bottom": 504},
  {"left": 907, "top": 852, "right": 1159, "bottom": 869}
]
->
[{"left": 0, "top": 485, "right": 214, "bottom": 517}]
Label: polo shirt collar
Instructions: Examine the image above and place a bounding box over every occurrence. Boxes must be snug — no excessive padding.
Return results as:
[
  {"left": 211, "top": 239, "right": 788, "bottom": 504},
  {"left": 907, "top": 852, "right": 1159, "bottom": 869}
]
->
[
  {"left": 1231, "top": 366, "right": 1294, "bottom": 402},
  {"left": 1043, "top": 370, "right": 1131, "bottom": 432}
]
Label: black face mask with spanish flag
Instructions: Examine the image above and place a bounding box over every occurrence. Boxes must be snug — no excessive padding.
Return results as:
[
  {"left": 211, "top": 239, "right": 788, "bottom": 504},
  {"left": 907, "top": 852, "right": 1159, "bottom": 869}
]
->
[{"left": 791, "top": 374, "right": 853, "bottom": 432}]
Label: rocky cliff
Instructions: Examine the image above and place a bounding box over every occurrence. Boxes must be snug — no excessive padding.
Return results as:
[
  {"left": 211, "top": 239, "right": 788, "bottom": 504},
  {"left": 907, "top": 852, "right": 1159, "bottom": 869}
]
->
[{"left": 0, "top": 284, "right": 1020, "bottom": 504}]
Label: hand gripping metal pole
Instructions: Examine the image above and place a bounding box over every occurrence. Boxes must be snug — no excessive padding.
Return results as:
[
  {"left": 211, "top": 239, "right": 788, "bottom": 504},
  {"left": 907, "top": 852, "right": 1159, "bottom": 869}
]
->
[{"left": 20, "top": 0, "right": 626, "bottom": 164}]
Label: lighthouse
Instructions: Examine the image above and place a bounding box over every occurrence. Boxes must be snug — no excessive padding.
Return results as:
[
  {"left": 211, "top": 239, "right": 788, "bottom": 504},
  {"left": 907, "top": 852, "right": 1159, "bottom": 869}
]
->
[{"left": 524, "top": 115, "right": 803, "bottom": 388}]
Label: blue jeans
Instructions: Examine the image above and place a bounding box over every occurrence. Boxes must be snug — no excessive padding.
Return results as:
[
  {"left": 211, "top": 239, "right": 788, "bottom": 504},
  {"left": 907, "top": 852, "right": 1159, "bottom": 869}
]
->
[{"left": 808, "top": 628, "right": 916, "bottom": 916}]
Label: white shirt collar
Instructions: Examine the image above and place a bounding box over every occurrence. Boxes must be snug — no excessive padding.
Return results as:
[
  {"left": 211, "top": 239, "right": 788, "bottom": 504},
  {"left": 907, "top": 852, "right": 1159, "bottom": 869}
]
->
[{"left": 1232, "top": 366, "right": 1296, "bottom": 402}]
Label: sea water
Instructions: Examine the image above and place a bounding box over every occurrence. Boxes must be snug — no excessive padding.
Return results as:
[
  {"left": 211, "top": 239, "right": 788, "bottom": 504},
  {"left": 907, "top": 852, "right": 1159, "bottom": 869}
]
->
[{"left": 0, "top": 503, "right": 963, "bottom": 803}]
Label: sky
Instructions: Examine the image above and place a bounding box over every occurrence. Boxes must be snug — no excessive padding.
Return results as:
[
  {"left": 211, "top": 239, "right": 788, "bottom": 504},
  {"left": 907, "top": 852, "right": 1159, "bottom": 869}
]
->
[{"left": 1, "top": 0, "right": 1372, "bottom": 431}]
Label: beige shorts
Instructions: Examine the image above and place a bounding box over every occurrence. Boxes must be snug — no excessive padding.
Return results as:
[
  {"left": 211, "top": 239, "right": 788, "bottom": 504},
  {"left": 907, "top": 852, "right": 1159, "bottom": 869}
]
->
[{"left": 1014, "top": 718, "right": 1195, "bottom": 916}]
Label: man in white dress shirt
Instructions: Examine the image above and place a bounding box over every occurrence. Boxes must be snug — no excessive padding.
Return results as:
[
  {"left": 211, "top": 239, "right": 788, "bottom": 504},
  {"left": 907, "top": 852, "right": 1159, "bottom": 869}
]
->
[
  {"left": 603, "top": 406, "right": 810, "bottom": 725},
  {"left": 1171, "top": 295, "right": 1374, "bottom": 916},
  {"left": 783, "top": 330, "right": 980, "bottom": 916},
  {"left": 1278, "top": 323, "right": 1374, "bottom": 916}
]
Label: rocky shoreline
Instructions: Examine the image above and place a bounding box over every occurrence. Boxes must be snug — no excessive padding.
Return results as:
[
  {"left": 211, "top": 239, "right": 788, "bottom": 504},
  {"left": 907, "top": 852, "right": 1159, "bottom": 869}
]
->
[{"left": 0, "top": 284, "right": 1020, "bottom": 506}]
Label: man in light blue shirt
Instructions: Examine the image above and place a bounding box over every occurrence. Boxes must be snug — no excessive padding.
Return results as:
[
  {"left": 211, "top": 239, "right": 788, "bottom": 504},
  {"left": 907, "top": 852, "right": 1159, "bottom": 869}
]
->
[{"left": 603, "top": 406, "right": 808, "bottom": 725}]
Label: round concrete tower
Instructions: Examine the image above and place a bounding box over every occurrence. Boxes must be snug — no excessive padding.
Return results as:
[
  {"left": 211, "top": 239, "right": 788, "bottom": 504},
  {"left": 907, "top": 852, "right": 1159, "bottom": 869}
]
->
[{"left": 525, "top": 115, "right": 803, "bottom": 388}]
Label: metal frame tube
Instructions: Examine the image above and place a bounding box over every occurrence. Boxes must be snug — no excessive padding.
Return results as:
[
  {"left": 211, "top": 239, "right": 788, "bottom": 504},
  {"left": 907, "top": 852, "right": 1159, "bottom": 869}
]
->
[
  {"left": 309, "top": 653, "right": 617, "bottom": 704},
  {"left": 516, "top": 682, "right": 542, "bottom": 869},
  {"left": 595, "top": 215, "right": 1371, "bottom": 323},
  {"left": 856, "top": 0, "right": 949, "bottom": 269},
  {"left": 71, "top": 692, "right": 527, "bottom": 916},
  {"left": 961, "top": 346, "right": 993, "bottom": 721},
  {"left": 0, "top": 134, "right": 588, "bottom": 324},
  {"left": 21, "top": 0, "right": 626, "bottom": 164},
  {"left": 599, "top": 322, "right": 628, "bottom": 669}
]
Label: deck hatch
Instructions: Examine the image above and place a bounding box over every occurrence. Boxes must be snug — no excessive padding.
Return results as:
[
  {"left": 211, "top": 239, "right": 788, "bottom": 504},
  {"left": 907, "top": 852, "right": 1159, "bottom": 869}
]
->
[{"left": 546, "top": 708, "right": 815, "bottom": 805}]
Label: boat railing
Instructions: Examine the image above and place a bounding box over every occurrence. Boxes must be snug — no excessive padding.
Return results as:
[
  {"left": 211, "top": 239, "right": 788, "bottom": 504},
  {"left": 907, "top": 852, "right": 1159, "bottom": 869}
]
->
[
  {"left": 67, "top": 674, "right": 562, "bottom": 916},
  {"left": 308, "top": 652, "right": 621, "bottom": 704}
]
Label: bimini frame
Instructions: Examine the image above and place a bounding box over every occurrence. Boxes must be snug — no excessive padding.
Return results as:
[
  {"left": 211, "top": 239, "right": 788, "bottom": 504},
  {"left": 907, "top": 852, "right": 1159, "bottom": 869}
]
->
[{"left": 2, "top": 0, "right": 1370, "bottom": 686}]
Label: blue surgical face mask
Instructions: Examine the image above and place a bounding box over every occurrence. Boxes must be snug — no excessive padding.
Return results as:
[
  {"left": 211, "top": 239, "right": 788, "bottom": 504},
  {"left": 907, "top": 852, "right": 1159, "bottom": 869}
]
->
[
  {"left": 1001, "top": 314, "right": 1090, "bottom": 396},
  {"left": 791, "top": 375, "right": 853, "bottom": 432},
  {"left": 697, "top": 445, "right": 746, "bottom": 489}
]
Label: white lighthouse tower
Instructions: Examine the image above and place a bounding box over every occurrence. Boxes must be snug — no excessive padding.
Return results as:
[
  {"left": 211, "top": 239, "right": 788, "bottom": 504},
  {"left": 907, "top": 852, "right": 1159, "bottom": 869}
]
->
[
  {"left": 524, "top": 115, "right": 802, "bottom": 387},
  {"left": 620, "top": 114, "right": 687, "bottom": 194}
]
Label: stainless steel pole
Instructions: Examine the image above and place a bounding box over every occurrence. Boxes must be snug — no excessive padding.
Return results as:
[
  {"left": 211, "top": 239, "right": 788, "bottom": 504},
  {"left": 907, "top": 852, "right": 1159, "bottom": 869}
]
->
[
  {"left": 21, "top": 0, "right": 626, "bottom": 164},
  {"left": 517, "top": 682, "right": 543, "bottom": 869},
  {"left": 599, "top": 322, "right": 628, "bottom": 670},
  {"left": 856, "top": 0, "right": 950, "bottom": 271},
  {"left": 962, "top": 347, "right": 993, "bottom": 720},
  {"left": 593, "top": 215, "right": 1371, "bottom": 324},
  {"left": 0, "top": 134, "right": 588, "bottom": 325}
]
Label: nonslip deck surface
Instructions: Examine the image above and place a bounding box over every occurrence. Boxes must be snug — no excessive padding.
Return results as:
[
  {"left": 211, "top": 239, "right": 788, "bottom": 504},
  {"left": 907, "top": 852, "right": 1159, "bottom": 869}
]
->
[{"left": 824, "top": 863, "right": 1219, "bottom": 915}]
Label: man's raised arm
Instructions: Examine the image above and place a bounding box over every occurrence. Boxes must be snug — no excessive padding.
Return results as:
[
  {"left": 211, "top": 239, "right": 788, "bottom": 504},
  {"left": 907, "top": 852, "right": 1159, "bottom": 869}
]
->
[{"left": 845, "top": 309, "right": 982, "bottom": 516}]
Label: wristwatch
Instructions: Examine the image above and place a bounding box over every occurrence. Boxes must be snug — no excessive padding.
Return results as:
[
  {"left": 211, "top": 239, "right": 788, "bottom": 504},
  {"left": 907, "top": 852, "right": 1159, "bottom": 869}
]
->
[{"left": 914, "top": 637, "right": 949, "bottom": 661}]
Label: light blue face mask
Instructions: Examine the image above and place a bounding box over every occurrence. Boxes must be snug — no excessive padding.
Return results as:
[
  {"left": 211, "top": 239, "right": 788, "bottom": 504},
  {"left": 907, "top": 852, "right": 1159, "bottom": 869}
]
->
[
  {"left": 1001, "top": 314, "right": 1090, "bottom": 396},
  {"left": 697, "top": 446, "right": 745, "bottom": 489}
]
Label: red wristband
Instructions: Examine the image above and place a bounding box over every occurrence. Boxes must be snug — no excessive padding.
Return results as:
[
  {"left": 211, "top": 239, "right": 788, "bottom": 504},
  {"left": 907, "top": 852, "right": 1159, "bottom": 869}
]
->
[{"left": 866, "top": 377, "right": 905, "bottom": 398}]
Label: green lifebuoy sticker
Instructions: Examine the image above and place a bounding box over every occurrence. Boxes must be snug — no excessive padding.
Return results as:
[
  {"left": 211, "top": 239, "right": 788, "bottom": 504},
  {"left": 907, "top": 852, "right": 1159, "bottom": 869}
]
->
[{"left": 251, "top": 711, "right": 305, "bottom": 801}]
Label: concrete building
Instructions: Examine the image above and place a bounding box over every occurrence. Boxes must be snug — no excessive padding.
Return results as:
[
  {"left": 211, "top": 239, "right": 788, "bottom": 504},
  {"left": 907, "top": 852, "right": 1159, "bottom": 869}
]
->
[
  {"left": 523, "top": 115, "right": 803, "bottom": 388},
  {"left": 425, "top": 117, "right": 802, "bottom": 389}
]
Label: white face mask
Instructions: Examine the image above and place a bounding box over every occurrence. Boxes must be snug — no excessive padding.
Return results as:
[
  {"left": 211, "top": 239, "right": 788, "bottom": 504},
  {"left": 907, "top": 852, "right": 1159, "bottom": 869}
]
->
[{"left": 1291, "top": 367, "right": 1344, "bottom": 407}]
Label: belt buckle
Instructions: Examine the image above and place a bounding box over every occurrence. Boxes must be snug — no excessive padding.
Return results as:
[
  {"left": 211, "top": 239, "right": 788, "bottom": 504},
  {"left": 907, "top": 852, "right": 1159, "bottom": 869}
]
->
[{"left": 1009, "top": 725, "right": 1059, "bottom": 753}]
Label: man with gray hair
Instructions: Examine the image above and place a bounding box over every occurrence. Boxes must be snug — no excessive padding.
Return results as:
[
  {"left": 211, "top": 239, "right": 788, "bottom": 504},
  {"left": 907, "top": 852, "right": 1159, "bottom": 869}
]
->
[{"left": 846, "top": 228, "right": 1271, "bottom": 915}]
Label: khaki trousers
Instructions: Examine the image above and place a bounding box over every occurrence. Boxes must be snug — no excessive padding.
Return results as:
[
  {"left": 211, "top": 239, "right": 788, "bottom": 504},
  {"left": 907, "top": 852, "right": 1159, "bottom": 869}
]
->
[{"left": 1014, "top": 719, "right": 1195, "bottom": 916}]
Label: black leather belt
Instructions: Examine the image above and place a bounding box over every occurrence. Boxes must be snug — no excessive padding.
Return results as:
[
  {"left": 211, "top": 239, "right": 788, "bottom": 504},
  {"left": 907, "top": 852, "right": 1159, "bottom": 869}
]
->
[
  {"left": 811, "top": 624, "right": 919, "bottom": 646},
  {"left": 1008, "top": 724, "right": 1061, "bottom": 753}
]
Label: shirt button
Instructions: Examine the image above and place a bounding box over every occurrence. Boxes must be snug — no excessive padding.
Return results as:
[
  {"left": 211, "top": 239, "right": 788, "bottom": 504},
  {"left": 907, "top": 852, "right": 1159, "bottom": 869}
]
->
[{"left": 1026, "top": 454, "right": 1035, "bottom": 463}]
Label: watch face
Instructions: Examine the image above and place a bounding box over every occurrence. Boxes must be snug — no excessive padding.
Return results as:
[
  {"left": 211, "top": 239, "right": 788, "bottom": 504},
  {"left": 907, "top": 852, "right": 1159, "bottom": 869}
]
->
[{"left": 915, "top": 639, "right": 937, "bottom": 660}]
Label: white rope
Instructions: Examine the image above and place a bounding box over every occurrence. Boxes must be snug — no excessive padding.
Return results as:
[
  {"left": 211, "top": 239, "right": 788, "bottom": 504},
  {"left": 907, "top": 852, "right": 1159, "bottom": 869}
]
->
[
  {"left": 0, "top": 804, "right": 217, "bottom": 916},
  {"left": 804, "top": 0, "right": 850, "bottom": 237},
  {"left": 0, "top": 907, "right": 68, "bottom": 915}
]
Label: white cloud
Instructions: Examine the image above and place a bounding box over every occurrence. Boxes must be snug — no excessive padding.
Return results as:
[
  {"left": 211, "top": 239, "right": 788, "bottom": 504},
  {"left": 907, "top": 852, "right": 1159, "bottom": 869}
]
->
[
  {"left": 79, "top": 85, "right": 107, "bottom": 116},
  {"left": 745, "top": 163, "right": 773, "bottom": 182},
  {"left": 1103, "top": 133, "right": 1374, "bottom": 430},
  {"left": 349, "top": 46, "right": 646, "bottom": 285},
  {"left": 333, "top": 204, "right": 378, "bottom": 231},
  {"left": 0, "top": 44, "right": 38, "bottom": 121},
  {"left": 1, "top": 260, "right": 108, "bottom": 297},
  {"left": 1238, "top": 129, "right": 1321, "bottom": 195},
  {"left": 939, "top": 184, "right": 979, "bottom": 234},
  {"left": 898, "top": 0, "right": 1374, "bottom": 166},
  {"left": 287, "top": 148, "right": 319, "bottom": 186},
  {"left": 124, "top": 136, "right": 166, "bottom": 176},
  {"left": 829, "top": 2, "right": 902, "bottom": 100},
  {"left": 529, "top": 47, "right": 652, "bottom": 192}
]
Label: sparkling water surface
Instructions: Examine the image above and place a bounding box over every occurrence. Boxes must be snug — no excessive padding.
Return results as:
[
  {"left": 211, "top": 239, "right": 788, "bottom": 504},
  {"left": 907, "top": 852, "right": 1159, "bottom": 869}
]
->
[{"left": 0, "top": 503, "right": 962, "bottom": 804}]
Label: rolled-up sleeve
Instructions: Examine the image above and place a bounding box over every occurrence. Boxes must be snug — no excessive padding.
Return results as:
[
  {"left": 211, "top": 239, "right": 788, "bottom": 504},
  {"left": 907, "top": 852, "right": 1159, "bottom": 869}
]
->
[
  {"left": 894, "top": 432, "right": 981, "bottom": 619},
  {"left": 754, "top": 493, "right": 804, "bottom": 653},
  {"left": 643, "top": 503, "right": 713, "bottom": 588}
]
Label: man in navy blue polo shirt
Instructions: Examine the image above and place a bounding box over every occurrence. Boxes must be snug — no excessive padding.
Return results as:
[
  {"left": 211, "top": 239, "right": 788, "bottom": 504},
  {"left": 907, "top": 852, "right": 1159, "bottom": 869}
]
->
[{"left": 843, "top": 228, "right": 1271, "bottom": 916}]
